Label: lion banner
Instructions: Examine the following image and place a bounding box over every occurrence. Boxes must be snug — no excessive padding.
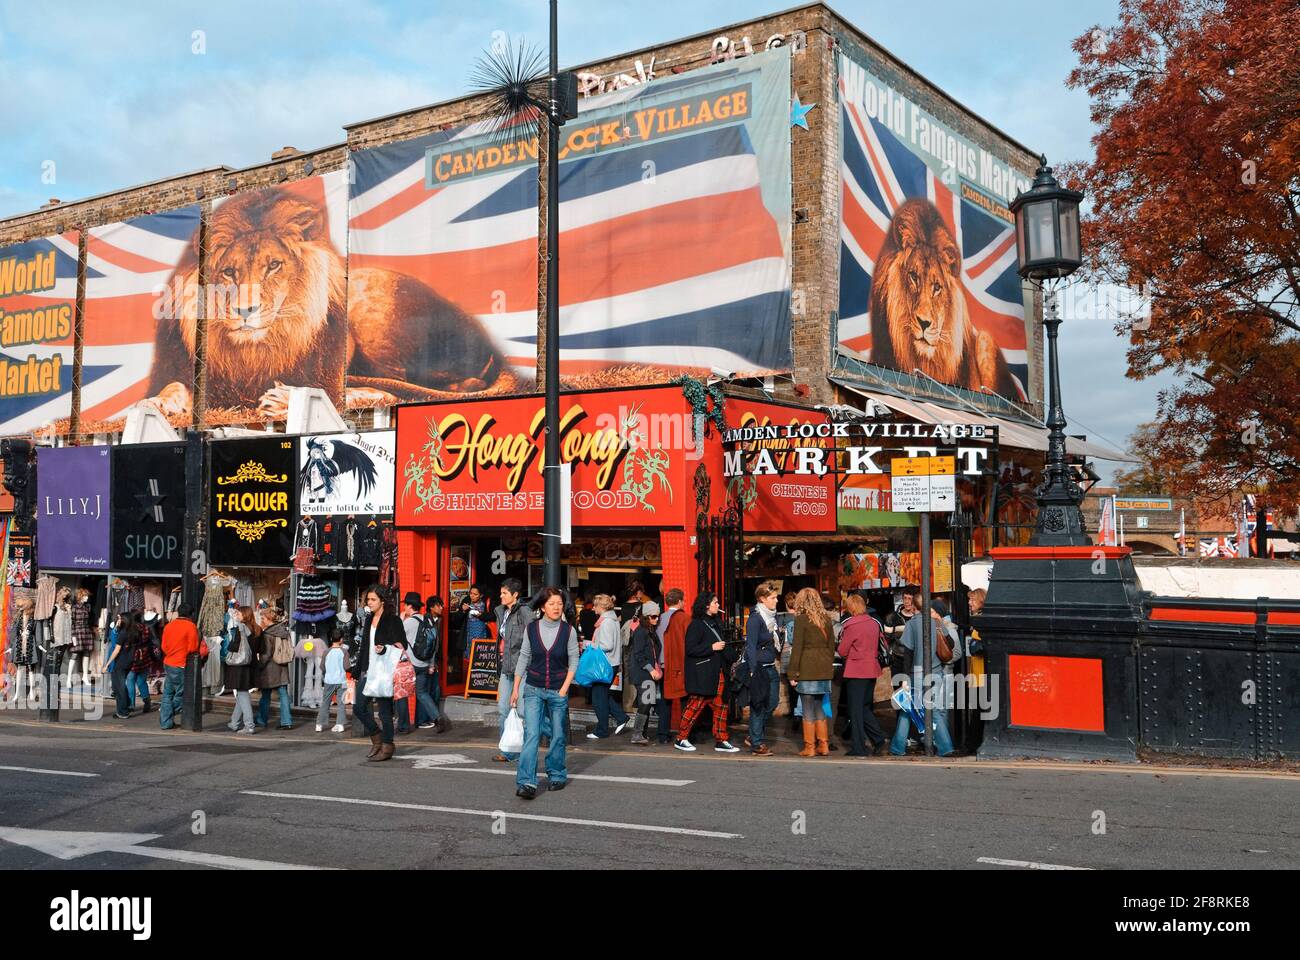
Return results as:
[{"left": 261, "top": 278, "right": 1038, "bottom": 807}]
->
[{"left": 838, "top": 50, "right": 1035, "bottom": 402}]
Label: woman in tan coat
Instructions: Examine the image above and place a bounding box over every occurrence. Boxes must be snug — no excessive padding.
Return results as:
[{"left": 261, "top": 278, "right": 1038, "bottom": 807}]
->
[{"left": 787, "top": 587, "right": 836, "bottom": 757}]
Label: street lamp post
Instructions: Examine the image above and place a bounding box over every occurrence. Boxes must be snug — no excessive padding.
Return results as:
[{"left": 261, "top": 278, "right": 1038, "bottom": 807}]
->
[{"left": 1010, "top": 157, "right": 1087, "bottom": 546}]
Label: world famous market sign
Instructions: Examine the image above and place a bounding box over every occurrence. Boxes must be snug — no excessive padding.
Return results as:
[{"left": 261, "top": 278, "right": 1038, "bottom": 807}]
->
[{"left": 395, "top": 387, "right": 697, "bottom": 529}]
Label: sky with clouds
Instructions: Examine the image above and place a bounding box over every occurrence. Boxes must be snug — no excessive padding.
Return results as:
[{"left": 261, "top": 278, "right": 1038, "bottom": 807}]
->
[{"left": 0, "top": 0, "right": 1176, "bottom": 476}]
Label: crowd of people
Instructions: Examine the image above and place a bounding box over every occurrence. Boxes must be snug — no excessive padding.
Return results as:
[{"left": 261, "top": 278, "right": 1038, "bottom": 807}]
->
[{"left": 98, "top": 575, "right": 985, "bottom": 788}]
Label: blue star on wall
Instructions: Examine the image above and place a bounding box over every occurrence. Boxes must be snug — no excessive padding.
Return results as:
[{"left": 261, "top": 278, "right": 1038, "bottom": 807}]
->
[{"left": 791, "top": 93, "right": 817, "bottom": 129}]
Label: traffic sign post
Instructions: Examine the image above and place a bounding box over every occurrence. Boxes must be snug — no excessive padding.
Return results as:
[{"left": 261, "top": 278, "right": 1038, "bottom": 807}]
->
[{"left": 890, "top": 456, "right": 960, "bottom": 756}]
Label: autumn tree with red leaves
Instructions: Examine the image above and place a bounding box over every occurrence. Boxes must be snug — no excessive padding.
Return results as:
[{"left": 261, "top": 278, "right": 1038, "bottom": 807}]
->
[{"left": 1066, "top": 0, "right": 1300, "bottom": 513}]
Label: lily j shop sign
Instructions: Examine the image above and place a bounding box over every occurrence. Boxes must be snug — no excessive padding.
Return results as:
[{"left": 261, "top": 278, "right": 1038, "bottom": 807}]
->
[
  {"left": 723, "top": 421, "right": 997, "bottom": 479},
  {"left": 395, "top": 387, "right": 689, "bottom": 529}
]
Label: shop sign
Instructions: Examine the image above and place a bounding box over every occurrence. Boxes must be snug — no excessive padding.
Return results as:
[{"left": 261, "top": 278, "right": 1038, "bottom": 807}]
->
[
  {"left": 725, "top": 399, "right": 837, "bottom": 534},
  {"left": 298, "top": 430, "right": 396, "bottom": 516},
  {"left": 1115, "top": 497, "right": 1172, "bottom": 511},
  {"left": 110, "top": 443, "right": 187, "bottom": 574},
  {"left": 209, "top": 437, "right": 297, "bottom": 566},
  {"left": 723, "top": 421, "right": 995, "bottom": 480},
  {"left": 36, "top": 446, "right": 111, "bottom": 571},
  {"left": 6, "top": 533, "right": 34, "bottom": 586},
  {"left": 395, "top": 387, "right": 687, "bottom": 528}
]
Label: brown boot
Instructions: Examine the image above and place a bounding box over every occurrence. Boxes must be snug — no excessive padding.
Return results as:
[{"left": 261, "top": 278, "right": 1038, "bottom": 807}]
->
[
  {"left": 815, "top": 719, "right": 830, "bottom": 756},
  {"left": 366, "top": 733, "right": 382, "bottom": 758},
  {"left": 369, "top": 741, "right": 395, "bottom": 762},
  {"left": 798, "top": 719, "right": 817, "bottom": 757}
]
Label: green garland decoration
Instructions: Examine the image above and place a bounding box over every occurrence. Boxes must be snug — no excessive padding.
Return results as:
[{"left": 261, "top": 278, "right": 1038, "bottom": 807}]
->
[{"left": 673, "top": 375, "right": 727, "bottom": 446}]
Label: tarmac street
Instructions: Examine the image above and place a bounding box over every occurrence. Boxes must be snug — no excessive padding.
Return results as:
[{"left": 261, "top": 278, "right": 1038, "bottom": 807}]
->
[{"left": 0, "top": 714, "right": 1296, "bottom": 870}]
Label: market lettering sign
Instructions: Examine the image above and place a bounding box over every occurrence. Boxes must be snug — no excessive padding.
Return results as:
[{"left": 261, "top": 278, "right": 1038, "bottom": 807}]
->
[
  {"left": 396, "top": 387, "right": 686, "bottom": 528},
  {"left": 723, "top": 421, "right": 996, "bottom": 479},
  {"left": 110, "top": 443, "right": 187, "bottom": 575},
  {"left": 209, "top": 437, "right": 297, "bottom": 566},
  {"left": 426, "top": 84, "right": 752, "bottom": 186}
]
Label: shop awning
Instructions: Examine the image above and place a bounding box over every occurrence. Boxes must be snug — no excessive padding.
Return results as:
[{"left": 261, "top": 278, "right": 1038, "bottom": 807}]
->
[{"left": 831, "top": 381, "right": 1137, "bottom": 463}]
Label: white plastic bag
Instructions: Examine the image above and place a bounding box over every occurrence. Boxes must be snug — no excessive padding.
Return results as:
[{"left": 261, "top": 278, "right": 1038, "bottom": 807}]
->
[
  {"left": 499, "top": 708, "right": 524, "bottom": 754},
  {"left": 362, "top": 645, "right": 399, "bottom": 699}
]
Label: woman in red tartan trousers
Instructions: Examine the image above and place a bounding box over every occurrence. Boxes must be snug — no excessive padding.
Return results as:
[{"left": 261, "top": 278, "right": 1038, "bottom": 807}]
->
[{"left": 673, "top": 592, "right": 740, "bottom": 753}]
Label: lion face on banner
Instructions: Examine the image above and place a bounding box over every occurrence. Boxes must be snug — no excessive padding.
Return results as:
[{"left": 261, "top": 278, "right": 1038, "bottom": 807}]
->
[
  {"left": 869, "top": 197, "right": 1019, "bottom": 397},
  {"left": 872, "top": 199, "right": 968, "bottom": 383},
  {"left": 175, "top": 192, "right": 343, "bottom": 391}
]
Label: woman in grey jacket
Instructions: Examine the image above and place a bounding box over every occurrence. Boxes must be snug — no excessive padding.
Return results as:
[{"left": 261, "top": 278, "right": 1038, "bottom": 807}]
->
[{"left": 587, "top": 595, "right": 629, "bottom": 739}]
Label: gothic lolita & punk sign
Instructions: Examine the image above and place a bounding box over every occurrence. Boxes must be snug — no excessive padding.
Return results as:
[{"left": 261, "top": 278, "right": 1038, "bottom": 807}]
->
[
  {"left": 396, "top": 387, "right": 687, "bottom": 528},
  {"left": 36, "top": 446, "right": 111, "bottom": 571},
  {"left": 209, "top": 436, "right": 297, "bottom": 566}
]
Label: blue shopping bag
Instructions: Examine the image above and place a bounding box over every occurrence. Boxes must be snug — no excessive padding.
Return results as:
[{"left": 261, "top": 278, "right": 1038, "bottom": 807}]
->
[{"left": 574, "top": 644, "right": 613, "bottom": 686}]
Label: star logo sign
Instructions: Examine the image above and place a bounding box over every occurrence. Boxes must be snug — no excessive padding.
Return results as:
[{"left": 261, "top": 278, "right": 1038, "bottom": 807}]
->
[
  {"left": 791, "top": 93, "right": 817, "bottom": 129},
  {"left": 135, "top": 479, "right": 167, "bottom": 525}
]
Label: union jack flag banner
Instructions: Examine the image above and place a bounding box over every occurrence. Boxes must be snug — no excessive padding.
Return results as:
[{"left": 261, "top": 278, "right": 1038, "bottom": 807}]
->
[
  {"left": 348, "top": 48, "right": 793, "bottom": 390},
  {"left": 81, "top": 208, "right": 199, "bottom": 427},
  {"left": 0, "top": 233, "right": 80, "bottom": 435},
  {"left": 838, "top": 52, "right": 1033, "bottom": 401},
  {"left": 1199, "top": 537, "right": 1239, "bottom": 558}
]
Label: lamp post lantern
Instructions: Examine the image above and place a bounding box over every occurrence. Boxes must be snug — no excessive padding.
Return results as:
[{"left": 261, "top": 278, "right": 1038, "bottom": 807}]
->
[{"left": 1010, "top": 156, "right": 1087, "bottom": 546}]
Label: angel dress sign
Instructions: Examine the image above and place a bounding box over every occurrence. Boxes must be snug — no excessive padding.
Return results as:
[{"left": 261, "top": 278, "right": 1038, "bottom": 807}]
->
[{"left": 297, "top": 431, "right": 396, "bottom": 516}]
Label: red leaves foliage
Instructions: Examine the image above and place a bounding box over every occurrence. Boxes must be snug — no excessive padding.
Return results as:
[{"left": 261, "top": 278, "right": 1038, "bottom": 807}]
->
[{"left": 1067, "top": 0, "right": 1300, "bottom": 511}]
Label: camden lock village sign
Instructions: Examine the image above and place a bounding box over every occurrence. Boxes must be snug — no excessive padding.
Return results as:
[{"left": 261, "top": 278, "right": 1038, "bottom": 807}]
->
[{"left": 722, "top": 420, "right": 998, "bottom": 480}]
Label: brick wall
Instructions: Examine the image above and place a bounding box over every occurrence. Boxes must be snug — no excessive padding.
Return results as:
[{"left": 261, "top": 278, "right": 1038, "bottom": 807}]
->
[{"left": 0, "top": 2, "right": 1043, "bottom": 417}]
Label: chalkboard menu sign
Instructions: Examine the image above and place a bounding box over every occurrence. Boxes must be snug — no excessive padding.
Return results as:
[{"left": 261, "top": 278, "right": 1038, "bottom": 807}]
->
[
  {"left": 111, "top": 442, "right": 187, "bottom": 575},
  {"left": 209, "top": 437, "right": 297, "bottom": 567},
  {"left": 465, "top": 638, "right": 499, "bottom": 699}
]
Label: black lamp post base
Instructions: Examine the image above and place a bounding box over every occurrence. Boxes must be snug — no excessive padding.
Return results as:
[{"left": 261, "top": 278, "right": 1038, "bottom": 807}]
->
[{"left": 1031, "top": 488, "right": 1090, "bottom": 546}]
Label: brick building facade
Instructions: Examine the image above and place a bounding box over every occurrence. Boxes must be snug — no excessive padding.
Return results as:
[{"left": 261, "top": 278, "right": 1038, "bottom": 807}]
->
[{"left": 0, "top": 2, "right": 1045, "bottom": 440}]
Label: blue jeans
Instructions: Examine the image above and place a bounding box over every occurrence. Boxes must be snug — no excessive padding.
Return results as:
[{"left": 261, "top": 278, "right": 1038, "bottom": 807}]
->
[
  {"left": 517, "top": 684, "right": 568, "bottom": 789},
  {"left": 890, "top": 707, "right": 954, "bottom": 756},
  {"left": 747, "top": 666, "right": 781, "bottom": 746},
  {"left": 159, "top": 665, "right": 185, "bottom": 728},
  {"left": 415, "top": 669, "right": 440, "bottom": 725},
  {"left": 590, "top": 679, "right": 627, "bottom": 736},
  {"left": 258, "top": 685, "right": 292, "bottom": 727},
  {"left": 125, "top": 671, "right": 150, "bottom": 708}
]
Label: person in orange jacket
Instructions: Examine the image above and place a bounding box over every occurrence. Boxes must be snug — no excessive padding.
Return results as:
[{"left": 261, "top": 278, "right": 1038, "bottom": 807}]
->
[{"left": 159, "top": 604, "right": 200, "bottom": 730}]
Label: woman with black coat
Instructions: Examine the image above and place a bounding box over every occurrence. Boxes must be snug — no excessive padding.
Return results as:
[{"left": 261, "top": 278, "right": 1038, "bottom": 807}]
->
[
  {"left": 353, "top": 585, "right": 407, "bottom": 762},
  {"left": 673, "top": 592, "right": 740, "bottom": 754},
  {"left": 626, "top": 601, "right": 667, "bottom": 745}
]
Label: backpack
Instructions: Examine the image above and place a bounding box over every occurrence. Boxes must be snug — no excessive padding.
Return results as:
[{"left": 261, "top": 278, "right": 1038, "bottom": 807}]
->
[
  {"left": 414, "top": 614, "right": 439, "bottom": 664},
  {"left": 272, "top": 629, "right": 294, "bottom": 666}
]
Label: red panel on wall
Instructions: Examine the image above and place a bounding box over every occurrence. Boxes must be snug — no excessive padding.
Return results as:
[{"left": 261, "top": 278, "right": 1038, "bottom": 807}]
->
[
  {"left": 1008, "top": 654, "right": 1105, "bottom": 732},
  {"left": 659, "top": 530, "right": 695, "bottom": 602}
]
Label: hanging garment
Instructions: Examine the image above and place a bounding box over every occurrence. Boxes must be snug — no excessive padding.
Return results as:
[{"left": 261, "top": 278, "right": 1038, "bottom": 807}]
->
[
  {"left": 358, "top": 519, "right": 382, "bottom": 569},
  {"left": 319, "top": 517, "right": 337, "bottom": 567},
  {"left": 197, "top": 577, "right": 227, "bottom": 638},
  {"left": 142, "top": 583, "right": 164, "bottom": 615},
  {"left": 233, "top": 581, "right": 253, "bottom": 609},
  {"left": 10, "top": 612, "right": 37, "bottom": 666},
  {"left": 127, "top": 586, "right": 145, "bottom": 613},
  {"left": 71, "top": 599, "right": 95, "bottom": 654},
  {"left": 293, "top": 517, "right": 320, "bottom": 559},
  {"left": 167, "top": 587, "right": 182, "bottom": 614},
  {"left": 52, "top": 602, "right": 74, "bottom": 648},
  {"left": 293, "top": 579, "right": 336, "bottom": 623},
  {"left": 343, "top": 518, "right": 359, "bottom": 567},
  {"left": 378, "top": 524, "right": 399, "bottom": 592},
  {"left": 35, "top": 576, "right": 58, "bottom": 621}
]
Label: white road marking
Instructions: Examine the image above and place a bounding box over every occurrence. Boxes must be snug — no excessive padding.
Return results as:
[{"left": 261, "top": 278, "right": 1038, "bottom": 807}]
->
[
  {"left": 408, "top": 753, "right": 476, "bottom": 767},
  {"left": 977, "top": 856, "right": 1091, "bottom": 871},
  {"left": 243, "top": 790, "right": 741, "bottom": 839},
  {"left": 0, "top": 765, "right": 99, "bottom": 778},
  {"left": 415, "top": 765, "right": 694, "bottom": 787},
  {"left": 0, "top": 825, "right": 328, "bottom": 870}
]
